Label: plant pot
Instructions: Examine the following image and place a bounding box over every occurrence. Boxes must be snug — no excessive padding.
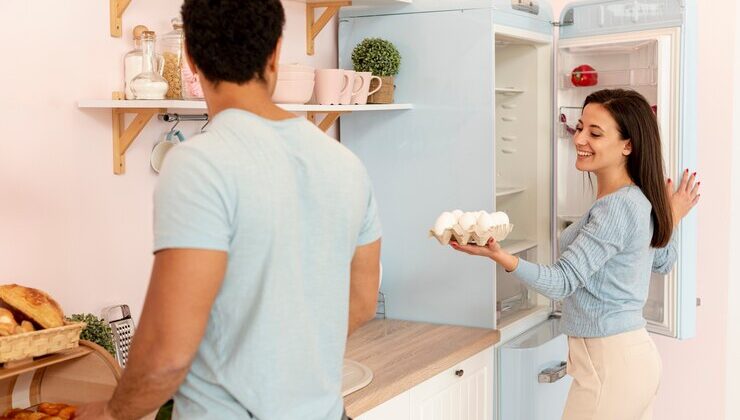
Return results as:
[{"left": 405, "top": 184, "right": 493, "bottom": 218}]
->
[{"left": 368, "top": 76, "right": 395, "bottom": 104}]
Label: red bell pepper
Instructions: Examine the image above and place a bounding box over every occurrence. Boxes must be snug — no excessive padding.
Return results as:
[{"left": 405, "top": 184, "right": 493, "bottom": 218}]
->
[{"left": 571, "top": 65, "right": 598, "bottom": 87}]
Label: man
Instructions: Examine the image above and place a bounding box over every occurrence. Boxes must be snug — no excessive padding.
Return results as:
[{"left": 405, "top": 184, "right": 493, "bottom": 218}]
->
[{"left": 77, "top": 0, "right": 381, "bottom": 418}]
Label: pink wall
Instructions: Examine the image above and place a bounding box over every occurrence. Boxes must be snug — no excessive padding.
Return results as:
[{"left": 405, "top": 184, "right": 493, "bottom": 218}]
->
[
  {"left": 548, "top": 1, "right": 733, "bottom": 419},
  {"left": 728, "top": 2, "right": 740, "bottom": 417},
  {"left": 0, "top": 0, "right": 337, "bottom": 319}
]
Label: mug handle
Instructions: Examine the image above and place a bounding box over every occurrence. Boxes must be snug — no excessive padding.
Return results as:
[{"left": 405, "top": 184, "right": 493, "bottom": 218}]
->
[
  {"left": 367, "top": 76, "right": 383, "bottom": 96},
  {"left": 166, "top": 129, "right": 185, "bottom": 143},
  {"left": 339, "top": 73, "right": 352, "bottom": 96},
  {"left": 352, "top": 75, "right": 365, "bottom": 95}
]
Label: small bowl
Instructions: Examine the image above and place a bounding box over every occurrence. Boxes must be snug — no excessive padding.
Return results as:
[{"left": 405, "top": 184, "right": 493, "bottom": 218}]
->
[
  {"left": 278, "top": 71, "right": 316, "bottom": 81},
  {"left": 272, "top": 80, "right": 315, "bottom": 104}
]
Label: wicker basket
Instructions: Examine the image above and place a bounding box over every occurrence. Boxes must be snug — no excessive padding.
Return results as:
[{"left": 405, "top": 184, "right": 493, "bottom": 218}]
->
[{"left": 0, "top": 322, "right": 85, "bottom": 364}]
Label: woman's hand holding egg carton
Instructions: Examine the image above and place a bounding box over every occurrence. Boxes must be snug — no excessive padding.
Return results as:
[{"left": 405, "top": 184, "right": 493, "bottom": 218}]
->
[{"left": 430, "top": 210, "right": 513, "bottom": 246}]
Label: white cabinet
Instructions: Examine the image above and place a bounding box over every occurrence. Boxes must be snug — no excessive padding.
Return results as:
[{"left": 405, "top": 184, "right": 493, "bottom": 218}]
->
[
  {"left": 410, "top": 347, "right": 493, "bottom": 420},
  {"left": 356, "top": 347, "right": 494, "bottom": 420},
  {"left": 356, "top": 391, "right": 410, "bottom": 420}
]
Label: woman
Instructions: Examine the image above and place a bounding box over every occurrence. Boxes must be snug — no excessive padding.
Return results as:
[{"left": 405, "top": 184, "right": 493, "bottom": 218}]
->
[{"left": 451, "top": 89, "right": 699, "bottom": 420}]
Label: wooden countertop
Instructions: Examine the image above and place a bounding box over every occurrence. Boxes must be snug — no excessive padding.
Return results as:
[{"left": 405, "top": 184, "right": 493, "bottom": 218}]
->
[{"left": 343, "top": 319, "right": 500, "bottom": 417}]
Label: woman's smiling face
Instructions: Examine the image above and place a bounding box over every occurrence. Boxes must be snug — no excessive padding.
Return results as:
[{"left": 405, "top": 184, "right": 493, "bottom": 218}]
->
[{"left": 573, "top": 103, "right": 632, "bottom": 173}]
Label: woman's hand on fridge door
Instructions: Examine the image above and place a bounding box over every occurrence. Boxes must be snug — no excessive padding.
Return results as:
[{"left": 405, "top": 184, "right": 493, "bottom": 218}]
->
[
  {"left": 666, "top": 169, "right": 701, "bottom": 227},
  {"left": 450, "top": 238, "right": 520, "bottom": 272}
]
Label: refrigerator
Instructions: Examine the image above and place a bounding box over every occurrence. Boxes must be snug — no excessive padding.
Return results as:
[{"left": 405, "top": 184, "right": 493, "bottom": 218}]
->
[{"left": 338, "top": 0, "right": 696, "bottom": 418}]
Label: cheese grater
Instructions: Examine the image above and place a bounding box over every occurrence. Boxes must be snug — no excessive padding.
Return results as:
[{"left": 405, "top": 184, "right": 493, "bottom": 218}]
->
[{"left": 102, "top": 305, "right": 136, "bottom": 368}]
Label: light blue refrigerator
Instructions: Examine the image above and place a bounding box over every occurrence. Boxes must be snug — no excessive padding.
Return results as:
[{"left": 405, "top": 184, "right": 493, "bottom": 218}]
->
[{"left": 339, "top": 1, "right": 697, "bottom": 418}]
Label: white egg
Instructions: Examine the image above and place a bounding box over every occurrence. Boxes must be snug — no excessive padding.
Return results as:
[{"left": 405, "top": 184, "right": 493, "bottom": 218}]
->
[
  {"left": 451, "top": 209, "right": 464, "bottom": 222},
  {"left": 433, "top": 212, "right": 456, "bottom": 235},
  {"left": 458, "top": 212, "right": 479, "bottom": 231},
  {"left": 476, "top": 212, "right": 495, "bottom": 231},
  {"left": 490, "top": 211, "right": 510, "bottom": 226}
]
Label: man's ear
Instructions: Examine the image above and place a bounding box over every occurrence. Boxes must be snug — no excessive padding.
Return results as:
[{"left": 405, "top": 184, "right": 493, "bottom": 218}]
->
[{"left": 268, "top": 37, "right": 283, "bottom": 74}]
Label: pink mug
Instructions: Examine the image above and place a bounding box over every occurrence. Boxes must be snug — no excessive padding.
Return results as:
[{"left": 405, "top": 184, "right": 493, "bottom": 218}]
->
[
  {"left": 315, "top": 69, "right": 351, "bottom": 105},
  {"left": 339, "top": 70, "right": 366, "bottom": 105},
  {"left": 351, "top": 72, "right": 382, "bottom": 105}
]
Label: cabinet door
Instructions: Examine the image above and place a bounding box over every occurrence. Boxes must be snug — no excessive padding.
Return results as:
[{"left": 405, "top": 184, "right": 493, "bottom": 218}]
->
[
  {"left": 409, "top": 347, "right": 493, "bottom": 420},
  {"left": 355, "top": 391, "right": 411, "bottom": 420}
]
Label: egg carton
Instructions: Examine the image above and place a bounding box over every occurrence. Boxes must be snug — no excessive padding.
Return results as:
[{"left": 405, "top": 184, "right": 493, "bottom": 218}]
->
[{"left": 429, "top": 223, "right": 514, "bottom": 246}]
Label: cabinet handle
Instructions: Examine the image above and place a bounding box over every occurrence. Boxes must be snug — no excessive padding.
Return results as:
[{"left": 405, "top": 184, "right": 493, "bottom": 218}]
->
[{"left": 455, "top": 369, "right": 464, "bottom": 377}]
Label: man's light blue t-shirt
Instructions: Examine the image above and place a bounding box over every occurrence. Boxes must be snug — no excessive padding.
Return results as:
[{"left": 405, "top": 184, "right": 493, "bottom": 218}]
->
[{"left": 153, "top": 109, "right": 382, "bottom": 420}]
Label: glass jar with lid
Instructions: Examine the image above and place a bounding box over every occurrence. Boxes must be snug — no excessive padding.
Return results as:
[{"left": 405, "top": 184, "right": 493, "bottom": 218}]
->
[
  {"left": 131, "top": 31, "right": 168, "bottom": 100},
  {"left": 123, "top": 25, "right": 149, "bottom": 99},
  {"left": 124, "top": 25, "right": 164, "bottom": 99},
  {"left": 159, "top": 18, "right": 184, "bottom": 100}
]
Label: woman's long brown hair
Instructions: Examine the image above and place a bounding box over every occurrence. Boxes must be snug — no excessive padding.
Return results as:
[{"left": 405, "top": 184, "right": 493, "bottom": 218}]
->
[{"left": 583, "top": 89, "right": 672, "bottom": 248}]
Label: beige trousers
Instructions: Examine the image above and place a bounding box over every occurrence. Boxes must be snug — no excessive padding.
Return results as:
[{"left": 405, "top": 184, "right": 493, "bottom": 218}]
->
[{"left": 562, "top": 328, "right": 662, "bottom": 420}]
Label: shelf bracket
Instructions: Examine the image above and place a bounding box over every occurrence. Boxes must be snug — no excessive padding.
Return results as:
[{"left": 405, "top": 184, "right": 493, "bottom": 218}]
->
[
  {"left": 306, "top": 111, "right": 346, "bottom": 134},
  {"left": 110, "top": 91, "right": 163, "bottom": 174},
  {"left": 112, "top": 108, "right": 162, "bottom": 174},
  {"left": 306, "top": 1, "right": 352, "bottom": 55},
  {"left": 110, "top": 0, "right": 132, "bottom": 38}
]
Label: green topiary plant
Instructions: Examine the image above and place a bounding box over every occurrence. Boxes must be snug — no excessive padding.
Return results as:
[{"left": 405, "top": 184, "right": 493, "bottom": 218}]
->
[
  {"left": 351, "top": 38, "right": 401, "bottom": 77},
  {"left": 67, "top": 313, "right": 116, "bottom": 357}
]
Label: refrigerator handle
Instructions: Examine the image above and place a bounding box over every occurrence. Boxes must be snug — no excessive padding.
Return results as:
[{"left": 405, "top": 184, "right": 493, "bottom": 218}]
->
[{"left": 538, "top": 361, "right": 568, "bottom": 383}]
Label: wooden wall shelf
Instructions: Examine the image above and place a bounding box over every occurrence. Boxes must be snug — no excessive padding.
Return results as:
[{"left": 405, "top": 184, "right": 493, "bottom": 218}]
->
[{"left": 78, "top": 97, "right": 412, "bottom": 174}]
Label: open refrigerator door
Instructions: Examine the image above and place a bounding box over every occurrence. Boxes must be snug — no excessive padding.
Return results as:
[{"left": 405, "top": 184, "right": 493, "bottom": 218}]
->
[
  {"left": 555, "top": 0, "right": 696, "bottom": 339},
  {"left": 498, "top": 1, "right": 697, "bottom": 418}
]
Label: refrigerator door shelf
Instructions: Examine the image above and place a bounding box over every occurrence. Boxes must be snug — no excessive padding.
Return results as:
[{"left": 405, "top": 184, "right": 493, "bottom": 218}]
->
[{"left": 559, "top": 0, "right": 685, "bottom": 39}]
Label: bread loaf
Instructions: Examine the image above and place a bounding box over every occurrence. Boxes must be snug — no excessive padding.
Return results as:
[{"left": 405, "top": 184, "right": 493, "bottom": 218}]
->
[{"left": 0, "top": 285, "right": 64, "bottom": 329}]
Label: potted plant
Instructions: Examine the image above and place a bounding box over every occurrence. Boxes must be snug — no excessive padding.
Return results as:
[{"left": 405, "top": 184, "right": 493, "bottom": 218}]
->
[{"left": 351, "top": 38, "right": 401, "bottom": 104}]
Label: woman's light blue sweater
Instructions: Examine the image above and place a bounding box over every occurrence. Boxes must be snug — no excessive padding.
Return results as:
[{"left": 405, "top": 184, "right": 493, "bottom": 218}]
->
[{"left": 513, "top": 186, "right": 677, "bottom": 337}]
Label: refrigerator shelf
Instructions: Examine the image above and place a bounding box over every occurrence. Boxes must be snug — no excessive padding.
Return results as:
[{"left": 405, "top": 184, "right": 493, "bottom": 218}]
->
[
  {"left": 561, "top": 40, "right": 656, "bottom": 55},
  {"left": 559, "top": 67, "right": 657, "bottom": 90},
  {"left": 558, "top": 214, "right": 583, "bottom": 224},
  {"left": 501, "top": 239, "right": 538, "bottom": 255},
  {"left": 496, "top": 87, "right": 525, "bottom": 95},
  {"left": 497, "top": 305, "right": 550, "bottom": 331},
  {"left": 496, "top": 186, "right": 527, "bottom": 198}
]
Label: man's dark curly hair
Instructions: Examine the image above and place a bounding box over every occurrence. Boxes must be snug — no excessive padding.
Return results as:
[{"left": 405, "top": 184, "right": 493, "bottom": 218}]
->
[{"left": 181, "top": 0, "right": 285, "bottom": 85}]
